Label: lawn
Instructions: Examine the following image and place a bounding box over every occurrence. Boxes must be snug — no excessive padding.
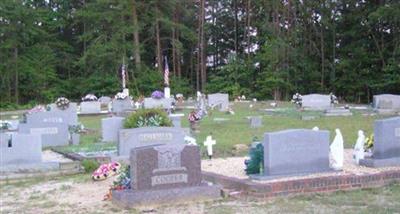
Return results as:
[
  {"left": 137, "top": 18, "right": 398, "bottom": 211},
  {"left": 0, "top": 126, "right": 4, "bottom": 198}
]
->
[{"left": 60, "top": 101, "right": 390, "bottom": 157}]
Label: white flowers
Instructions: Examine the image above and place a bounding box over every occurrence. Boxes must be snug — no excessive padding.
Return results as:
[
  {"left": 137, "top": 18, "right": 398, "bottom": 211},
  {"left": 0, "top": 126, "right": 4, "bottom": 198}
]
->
[
  {"left": 55, "top": 97, "right": 70, "bottom": 110},
  {"left": 82, "top": 94, "right": 98, "bottom": 102},
  {"left": 115, "top": 92, "right": 128, "bottom": 100}
]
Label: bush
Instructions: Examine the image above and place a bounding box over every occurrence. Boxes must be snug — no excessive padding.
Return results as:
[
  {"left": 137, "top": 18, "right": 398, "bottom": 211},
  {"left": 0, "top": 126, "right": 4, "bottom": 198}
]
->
[
  {"left": 244, "top": 143, "right": 264, "bottom": 175},
  {"left": 81, "top": 159, "right": 100, "bottom": 173},
  {"left": 124, "top": 108, "right": 173, "bottom": 129}
]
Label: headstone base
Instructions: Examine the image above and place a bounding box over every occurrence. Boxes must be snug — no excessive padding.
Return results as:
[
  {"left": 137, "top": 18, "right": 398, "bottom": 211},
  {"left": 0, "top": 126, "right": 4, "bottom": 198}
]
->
[
  {"left": 250, "top": 168, "right": 338, "bottom": 181},
  {"left": 375, "top": 109, "right": 398, "bottom": 115},
  {"left": 359, "top": 157, "right": 400, "bottom": 168},
  {"left": 0, "top": 162, "right": 60, "bottom": 173},
  {"left": 112, "top": 183, "right": 221, "bottom": 208},
  {"left": 324, "top": 109, "right": 353, "bottom": 116}
]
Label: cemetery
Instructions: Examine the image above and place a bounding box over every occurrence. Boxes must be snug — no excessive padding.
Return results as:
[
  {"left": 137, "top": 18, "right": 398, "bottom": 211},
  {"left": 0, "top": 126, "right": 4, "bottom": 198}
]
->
[{"left": 1, "top": 0, "right": 400, "bottom": 212}]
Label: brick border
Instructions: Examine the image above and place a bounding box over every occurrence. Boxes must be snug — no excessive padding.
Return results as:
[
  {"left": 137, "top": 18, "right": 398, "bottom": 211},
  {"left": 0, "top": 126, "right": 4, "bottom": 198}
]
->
[{"left": 202, "top": 170, "right": 400, "bottom": 198}]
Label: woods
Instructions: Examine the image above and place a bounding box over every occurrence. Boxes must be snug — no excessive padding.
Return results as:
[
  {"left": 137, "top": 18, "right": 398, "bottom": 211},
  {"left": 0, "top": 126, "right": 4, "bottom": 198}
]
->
[{"left": 0, "top": 0, "right": 399, "bottom": 106}]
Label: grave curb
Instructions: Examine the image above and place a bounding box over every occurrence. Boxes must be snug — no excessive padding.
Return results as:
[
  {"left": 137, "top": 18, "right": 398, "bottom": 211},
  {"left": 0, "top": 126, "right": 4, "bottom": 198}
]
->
[{"left": 202, "top": 170, "right": 400, "bottom": 198}]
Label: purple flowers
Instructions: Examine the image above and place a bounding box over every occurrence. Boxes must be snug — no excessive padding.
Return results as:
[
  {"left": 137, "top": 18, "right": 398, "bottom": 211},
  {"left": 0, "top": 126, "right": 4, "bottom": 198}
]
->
[{"left": 151, "top": 90, "right": 164, "bottom": 99}]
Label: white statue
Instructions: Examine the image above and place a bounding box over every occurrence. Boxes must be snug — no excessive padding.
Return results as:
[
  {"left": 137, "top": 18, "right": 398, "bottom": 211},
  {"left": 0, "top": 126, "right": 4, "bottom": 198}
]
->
[
  {"left": 353, "top": 130, "right": 366, "bottom": 164},
  {"left": 330, "top": 129, "right": 344, "bottom": 170}
]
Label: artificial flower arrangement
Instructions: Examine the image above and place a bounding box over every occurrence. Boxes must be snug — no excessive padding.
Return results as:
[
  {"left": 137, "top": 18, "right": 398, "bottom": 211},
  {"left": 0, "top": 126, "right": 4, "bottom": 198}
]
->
[
  {"left": 188, "top": 110, "right": 201, "bottom": 123},
  {"left": 55, "top": 97, "right": 70, "bottom": 110},
  {"left": 27, "top": 105, "right": 47, "bottom": 114},
  {"left": 68, "top": 123, "right": 84, "bottom": 134},
  {"left": 82, "top": 94, "right": 98, "bottom": 102},
  {"left": 0, "top": 120, "right": 11, "bottom": 131},
  {"left": 291, "top": 93, "right": 302, "bottom": 107},
  {"left": 151, "top": 90, "right": 164, "bottom": 99},
  {"left": 330, "top": 93, "right": 339, "bottom": 104},
  {"left": 123, "top": 109, "right": 172, "bottom": 128},
  {"left": 114, "top": 92, "right": 128, "bottom": 100}
]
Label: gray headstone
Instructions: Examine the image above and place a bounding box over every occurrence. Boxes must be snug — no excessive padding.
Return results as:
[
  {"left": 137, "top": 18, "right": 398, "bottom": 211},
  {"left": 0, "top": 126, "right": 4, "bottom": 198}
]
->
[
  {"left": 112, "top": 98, "right": 133, "bottom": 113},
  {"left": 26, "top": 108, "right": 78, "bottom": 126},
  {"left": 102, "top": 117, "right": 124, "bottom": 142},
  {"left": 373, "top": 94, "right": 400, "bottom": 110},
  {"left": 302, "top": 94, "right": 331, "bottom": 110},
  {"left": 118, "top": 127, "right": 186, "bottom": 156},
  {"left": 0, "top": 133, "right": 42, "bottom": 165},
  {"left": 19, "top": 122, "right": 69, "bottom": 147},
  {"left": 324, "top": 108, "right": 353, "bottom": 116},
  {"left": 169, "top": 114, "right": 183, "bottom": 128},
  {"left": 373, "top": 117, "right": 400, "bottom": 159},
  {"left": 80, "top": 101, "right": 101, "bottom": 114},
  {"left": 208, "top": 93, "right": 229, "bottom": 111},
  {"left": 144, "top": 98, "right": 173, "bottom": 109},
  {"left": 7, "top": 120, "right": 19, "bottom": 131},
  {"left": 249, "top": 116, "right": 262, "bottom": 128},
  {"left": 259, "top": 129, "right": 331, "bottom": 178},
  {"left": 48, "top": 102, "right": 78, "bottom": 125},
  {"left": 130, "top": 144, "right": 201, "bottom": 190},
  {"left": 99, "top": 96, "right": 112, "bottom": 105}
]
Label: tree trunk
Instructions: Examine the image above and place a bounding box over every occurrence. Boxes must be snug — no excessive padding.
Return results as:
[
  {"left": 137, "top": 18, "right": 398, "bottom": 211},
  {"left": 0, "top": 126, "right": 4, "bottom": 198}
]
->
[
  {"left": 200, "top": 0, "right": 206, "bottom": 91},
  {"left": 132, "top": 0, "right": 141, "bottom": 71},
  {"left": 14, "top": 47, "right": 19, "bottom": 104},
  {"left": 320, "top": 27, "right": 325, "bottom": 90},
  {"left": 155, "top": 6, "right": 162, "bottom": 73}
]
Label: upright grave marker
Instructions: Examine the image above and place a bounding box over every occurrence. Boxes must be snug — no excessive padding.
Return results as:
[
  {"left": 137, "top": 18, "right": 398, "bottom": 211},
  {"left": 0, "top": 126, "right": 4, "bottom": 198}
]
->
[
  {"left": 18, "top": 122, "right": 69, "bottom": 147},
  {"left": 102, "top": 117, "right": 124, "bottom": 142},
  {"left": 0, "top": 133, "right": 42, "bottom": 165},
  {"left": 373, "top": 94, "right": 400, "bottom": 114},
  {"left": 118, "top": 127, "right": 186, "bottom": 156},
  {"left": 360, "top": 117, "right": 400, "bottom": 167},
  {"left": 252, "top": 129, "right": 332, "bottom": 180},
  {"left": 112, "top": 144, "right": 221, "bottom": 208},
  {"left": 208, "top": 93, "right": 229, "bottom": 112},
  {"left": 302, "top": 94, "right": 331, "bottom": 110}
]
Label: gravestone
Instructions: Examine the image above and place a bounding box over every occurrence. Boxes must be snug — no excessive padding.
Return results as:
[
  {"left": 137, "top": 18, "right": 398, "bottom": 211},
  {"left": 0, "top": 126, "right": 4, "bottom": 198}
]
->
[
  {"left": 112, "top": 144, "right": 221, "bottom": 208},
  {"left": 0, "top": 133, "right": 42, "bottom": 165},
  {"left": 360, "top": 117, "right": 400, "bottom": 167},
  {"left": 102, "top": 117, "right": 124, "bottom": 142},
  {"left": 169, "top": 114, "right": 184, "bottom": 128},
  {"left": 302, "top": 94, "right": 331, "bottom": 110},
  {"left": 144, "top": 98, "right": 174, "bottom": 109},
  {"left": 48, "top": 102, "right": 78, "bottom": 125},
  {"left": 112, "top": 98, "right": 133, "bottom": 113},
  {"left": 80, "top": 101, "right": 101, "bottom": 114},
  {"left": 26, "top": 108, "right": 78, "bottom": 126},
  {"left": 208, "top": 93, "right": 229, "bottom": 111},
  {"left": 19, "top": 122, "right": 69, "bottom": 147},
  {"left": 252, "top": 129, "right": 332, "bottom": 180},
  {"left": 373, "top": 94, "right": 400, "bottom": 114},
  {"left": 7, "top": 120, "right": 19, "bottom": 131},
  {"left": 99, "top": 96, "right": 112, "bottom": 106},
  {"left": 249, "top": 116, "right": 262, "bottom": 128},
  {"left": 118, "top": 127, "right": 186, "bottom": 156}
]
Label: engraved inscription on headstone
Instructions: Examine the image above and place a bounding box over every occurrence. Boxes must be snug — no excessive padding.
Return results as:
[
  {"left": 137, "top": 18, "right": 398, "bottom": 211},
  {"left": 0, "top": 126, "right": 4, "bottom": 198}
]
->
[
  {"left": 30, "top": 127, "right": 59, "bottom": 135},
  {"left": 139, "top": 133, "right": 173, "bottom": 142},
  {"left": 43, "top": 117, "right": 63, "bottom": 123},
  {"left": 154, "top": 145, "right": 186, "bottom": 173},
  {"left": 151, "top": 174, "right": 188, "bottom": 186}
]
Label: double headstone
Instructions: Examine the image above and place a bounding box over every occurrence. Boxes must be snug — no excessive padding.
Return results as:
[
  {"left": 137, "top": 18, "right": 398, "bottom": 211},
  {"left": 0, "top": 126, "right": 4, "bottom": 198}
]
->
[
  {"left": 18, "top": 122, "right": 69, "bottom": 147},
  {"left": 360, "top": 117, "right": 400, "bottom": 167},
  {"left": 0, "top": 133, "right": 42, "bottom": 165},
  {"left": 118, "top": 127, "right": 186, "bottom": 156},
  {"left": 112, "top": 144, "right": 221, "bottom": 208},
  {"left": 373, "top": 94, "right": 400, "bottom": 114},
  {"left": 302, "top": 94, "right": 331, "bottom": 110},
  {"left": 101, "top": 117, "right": 124, "bottom": 142},
  {"left": 208, "top": 93, "right": 229, "bottom": 112},
  {"left": 252, "top": 129, "right": 332, "bottom": 179}
]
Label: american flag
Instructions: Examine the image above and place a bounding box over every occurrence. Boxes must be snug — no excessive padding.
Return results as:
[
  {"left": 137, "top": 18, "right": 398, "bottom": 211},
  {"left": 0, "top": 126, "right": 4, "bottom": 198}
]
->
[
  {"left": 164, "top": 56, "right": 169, "bottom": 86},
  {"left": 121, "top": 63, "right": 126, "bottom": 88}
]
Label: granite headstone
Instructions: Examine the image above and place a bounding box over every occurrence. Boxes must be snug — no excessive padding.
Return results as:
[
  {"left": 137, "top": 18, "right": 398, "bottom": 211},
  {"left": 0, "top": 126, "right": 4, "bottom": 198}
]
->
[
  {"left": 360, "top": 117, "right": 400, "bottom": 167},
  {"left": 208, "top": 93, "right": 229, "bottom": 111},
  {"left": 80, "top": 101, "right": 101, "bottom": 114},
  {"left": 143, "top": 98, "right": 174, "bottom": 109},
  {"left": 112, "top": 98, "right": 133, "bottom": 113},
  {"left": 102, "top": 117, "right": 124, "bottom": 142},
  {"left": 0, "top": 133, "right": 42, "bottom": 165},
  {"left": 302, "top": 94, "right": 331, "bottom": 110},
  {"left": 118, "top": 127, "right": 186, "bottom": 156},
  {"left": 19, "top": 122, "right": 69, "bottom": 147},
  {"left": 253, "top": 129, "right": 332, "bottom": 179}
]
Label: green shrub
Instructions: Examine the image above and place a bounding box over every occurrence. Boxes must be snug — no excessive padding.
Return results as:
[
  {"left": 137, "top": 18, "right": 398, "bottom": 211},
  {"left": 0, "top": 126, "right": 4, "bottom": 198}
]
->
[
  {"left": 245, "top": 143, "right": 264, "bottom": 175},
  {"left": 124, "top": 108, "right": 173, "bottom": 129},
  {"left": 81, "top": 159, "right": 100, "bottom": 173}
]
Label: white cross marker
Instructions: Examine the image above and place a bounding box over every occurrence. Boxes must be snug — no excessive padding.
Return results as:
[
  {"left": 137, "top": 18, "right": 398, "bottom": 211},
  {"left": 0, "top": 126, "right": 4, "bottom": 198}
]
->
[{"left": 203, "top": 135, "right": 216, "bottom": 159}]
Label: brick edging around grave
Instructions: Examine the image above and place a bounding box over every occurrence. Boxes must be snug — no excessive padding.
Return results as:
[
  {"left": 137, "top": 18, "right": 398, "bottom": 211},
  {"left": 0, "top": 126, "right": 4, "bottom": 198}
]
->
[{"left": 202, "top": 170, "right": 400, "bottom": 198}]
